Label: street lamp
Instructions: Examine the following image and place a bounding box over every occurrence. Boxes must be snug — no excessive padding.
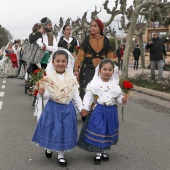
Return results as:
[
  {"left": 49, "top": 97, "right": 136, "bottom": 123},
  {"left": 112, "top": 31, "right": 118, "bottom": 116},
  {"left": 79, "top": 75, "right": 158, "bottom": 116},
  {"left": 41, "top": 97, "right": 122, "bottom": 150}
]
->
[{"left": 166, "top": 37, "right": 169, "bottom": 52}]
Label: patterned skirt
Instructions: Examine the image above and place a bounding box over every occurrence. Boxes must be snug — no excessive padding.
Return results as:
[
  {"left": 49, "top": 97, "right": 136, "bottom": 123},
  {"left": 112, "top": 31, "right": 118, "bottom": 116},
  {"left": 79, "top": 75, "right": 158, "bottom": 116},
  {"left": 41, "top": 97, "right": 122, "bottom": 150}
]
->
[
  {"left": 78, "top": 103, "right": 119, "bottom": 152},
  {"left": 32, "top": 99, "right": 78, "bottom": 151}
]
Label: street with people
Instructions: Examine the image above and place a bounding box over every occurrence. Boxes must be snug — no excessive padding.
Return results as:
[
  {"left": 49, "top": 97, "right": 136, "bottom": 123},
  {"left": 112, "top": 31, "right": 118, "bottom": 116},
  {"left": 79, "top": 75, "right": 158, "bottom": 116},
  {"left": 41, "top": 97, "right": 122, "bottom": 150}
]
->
[{"left": 0, "top": 0, "right": 170, "bottom": 169}]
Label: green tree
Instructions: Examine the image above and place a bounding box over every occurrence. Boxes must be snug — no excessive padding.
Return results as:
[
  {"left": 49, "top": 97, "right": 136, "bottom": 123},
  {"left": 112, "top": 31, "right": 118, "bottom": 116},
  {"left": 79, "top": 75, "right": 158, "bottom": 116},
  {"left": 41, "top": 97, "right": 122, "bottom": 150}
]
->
[{"left": 0, "top": 25, "right": 13, "bottom": 48}]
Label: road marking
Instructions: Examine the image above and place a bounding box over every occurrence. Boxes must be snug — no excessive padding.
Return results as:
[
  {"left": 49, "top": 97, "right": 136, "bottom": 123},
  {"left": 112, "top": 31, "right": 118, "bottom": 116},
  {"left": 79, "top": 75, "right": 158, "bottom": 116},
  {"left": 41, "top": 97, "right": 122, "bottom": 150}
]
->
[
  {"left": 1, "top": 85, "right": 5, "bottom": 89},
  {"left": 3, "top": 80, "right": 6, "bottom": 83},
  {"left": 0, "top": 92, "right": 4, "bottom": 97},
  {"left": 0, "top": 101, "right": 2, "bottom": 109}
]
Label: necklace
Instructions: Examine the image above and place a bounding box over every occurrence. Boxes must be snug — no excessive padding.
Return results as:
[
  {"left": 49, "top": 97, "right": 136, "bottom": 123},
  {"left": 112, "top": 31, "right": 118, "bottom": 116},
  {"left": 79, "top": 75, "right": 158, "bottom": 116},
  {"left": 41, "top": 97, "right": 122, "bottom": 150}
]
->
[{"left": 91, "top": 34, "right": 103, "bottom": 40}]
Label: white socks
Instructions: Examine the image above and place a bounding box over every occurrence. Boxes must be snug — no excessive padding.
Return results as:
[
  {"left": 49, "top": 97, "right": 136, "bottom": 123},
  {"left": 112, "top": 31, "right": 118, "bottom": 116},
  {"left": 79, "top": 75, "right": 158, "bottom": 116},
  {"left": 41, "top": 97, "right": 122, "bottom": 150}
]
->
[
  {"left": 58, "top": 151, "right": 65, "bottom": 162},
  {"left": 47, "top": 149, "right": 52, "bottom": 154},
  {"left": 96, "top": 152, "right": 102, "bottom": 159}
]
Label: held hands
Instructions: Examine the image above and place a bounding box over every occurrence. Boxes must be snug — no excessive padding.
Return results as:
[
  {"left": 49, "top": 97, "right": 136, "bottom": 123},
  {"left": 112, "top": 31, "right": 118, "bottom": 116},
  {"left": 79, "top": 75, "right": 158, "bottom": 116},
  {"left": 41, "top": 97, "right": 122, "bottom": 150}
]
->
[
  {"left": 74, "top": 71, "right": 79, "bottom": 78},
  {"left": 38, "top": 87, "right": 45, "bottom": 95},
  {"left": 80, "top": 109, "right": 89, "bottom": 117}
]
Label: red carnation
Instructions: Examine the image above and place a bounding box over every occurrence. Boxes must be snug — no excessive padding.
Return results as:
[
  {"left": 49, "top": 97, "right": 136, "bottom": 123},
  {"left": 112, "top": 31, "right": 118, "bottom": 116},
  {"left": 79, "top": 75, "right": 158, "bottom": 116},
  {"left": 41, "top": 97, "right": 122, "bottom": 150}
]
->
[
  {"left": 33, "top": 89, "right": 38, "bottom": 96},
  {"left": 123, "top": 81, "right": 133, "bottom": 90},
  {"left": 34, "top": 69, "right": 40, "bottom": 74},
  {"left": 75, "top": 46, "right": 79, "bottom": 50}
]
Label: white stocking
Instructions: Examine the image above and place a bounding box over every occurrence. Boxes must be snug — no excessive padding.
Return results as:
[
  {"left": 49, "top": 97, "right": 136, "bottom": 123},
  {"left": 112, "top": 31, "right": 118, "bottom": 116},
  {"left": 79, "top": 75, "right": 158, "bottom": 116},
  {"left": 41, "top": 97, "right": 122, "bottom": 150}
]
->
[{"left": 58, "top": 151, "right": 65, "bottom": 162}]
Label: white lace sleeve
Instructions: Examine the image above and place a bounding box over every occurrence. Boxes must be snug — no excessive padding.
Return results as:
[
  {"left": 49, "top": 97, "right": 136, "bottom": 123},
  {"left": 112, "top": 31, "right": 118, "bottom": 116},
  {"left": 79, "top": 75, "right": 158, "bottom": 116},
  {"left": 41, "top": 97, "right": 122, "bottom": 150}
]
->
[
  {"left": 83, "top": 90, "right": 94, "bottom": 111},
  {"left": 72, "top": 89, "right": 83, "bottom": 112}
]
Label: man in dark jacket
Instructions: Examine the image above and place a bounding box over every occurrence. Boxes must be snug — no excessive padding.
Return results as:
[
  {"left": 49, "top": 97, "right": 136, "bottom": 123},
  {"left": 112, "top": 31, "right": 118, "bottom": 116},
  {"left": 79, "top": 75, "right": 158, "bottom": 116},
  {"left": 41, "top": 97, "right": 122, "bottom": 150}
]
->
[
  {"left": 133, "top": 44, "right": 141, "bottom": 70},
  {"left": 146, "top": 32, "right": 167, "bottom": 79}
]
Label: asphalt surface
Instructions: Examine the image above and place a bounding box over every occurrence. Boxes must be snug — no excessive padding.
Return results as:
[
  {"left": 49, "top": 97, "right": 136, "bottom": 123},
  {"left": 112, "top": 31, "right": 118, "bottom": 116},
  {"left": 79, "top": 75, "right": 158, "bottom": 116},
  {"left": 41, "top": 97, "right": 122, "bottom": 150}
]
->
[{"left": 0, "top": 77, "right": 170, "bottom": 170}]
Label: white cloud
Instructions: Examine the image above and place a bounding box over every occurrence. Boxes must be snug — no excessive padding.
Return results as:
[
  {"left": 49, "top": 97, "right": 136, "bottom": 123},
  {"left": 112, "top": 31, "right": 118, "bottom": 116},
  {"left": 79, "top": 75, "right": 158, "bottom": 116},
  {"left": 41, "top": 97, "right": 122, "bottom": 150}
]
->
[{"left": 0, "top": 0, "right": 133, "bottom": 40}]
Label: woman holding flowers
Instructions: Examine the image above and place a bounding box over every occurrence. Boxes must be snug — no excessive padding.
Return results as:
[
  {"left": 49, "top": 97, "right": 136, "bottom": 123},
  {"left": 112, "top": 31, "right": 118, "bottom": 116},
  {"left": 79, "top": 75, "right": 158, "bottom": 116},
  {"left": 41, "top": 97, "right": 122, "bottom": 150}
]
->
[
  {"left": 32, "top": 49, "right": 83, "bottom": 167},
  {"left": 2, "top": 42, "right": 18, "bottom": 78}
]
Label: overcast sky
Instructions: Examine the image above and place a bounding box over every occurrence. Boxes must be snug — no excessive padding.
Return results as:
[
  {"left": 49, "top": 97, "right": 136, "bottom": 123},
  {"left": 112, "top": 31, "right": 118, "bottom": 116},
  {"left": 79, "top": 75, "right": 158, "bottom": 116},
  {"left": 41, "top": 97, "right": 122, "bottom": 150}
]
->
[{"left": 0, "top": 0, "right": 133, "bottom": 40}]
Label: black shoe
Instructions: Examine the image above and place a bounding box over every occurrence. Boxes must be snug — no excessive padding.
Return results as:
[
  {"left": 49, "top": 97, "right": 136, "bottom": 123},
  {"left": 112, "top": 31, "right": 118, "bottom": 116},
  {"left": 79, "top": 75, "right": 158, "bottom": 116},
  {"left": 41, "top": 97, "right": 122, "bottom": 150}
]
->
[
  {"left": 94, "top": 155, "right": 101, "bottom": 164},
  {"left": 58, "top": 158, "right": 67, "bottom": 167},
  {"left": 45, "top": 150, "right": 53, "bottom": 159},
  {"left": 101, "top": 153, "right": 109, "bottom": 161}
]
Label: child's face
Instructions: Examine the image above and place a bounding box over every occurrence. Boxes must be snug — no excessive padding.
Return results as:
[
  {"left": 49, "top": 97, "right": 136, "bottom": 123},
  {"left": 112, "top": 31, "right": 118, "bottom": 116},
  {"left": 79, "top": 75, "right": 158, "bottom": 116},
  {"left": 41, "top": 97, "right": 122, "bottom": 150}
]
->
[
  {"left": 52, "top": 54, "right": 68, "bottom": 74},
  {"left": 99, "top": 63, "right": 114, "bottom": 82},
  {"left": 38, "top": 26, "right": 44, "bottom": 34}
]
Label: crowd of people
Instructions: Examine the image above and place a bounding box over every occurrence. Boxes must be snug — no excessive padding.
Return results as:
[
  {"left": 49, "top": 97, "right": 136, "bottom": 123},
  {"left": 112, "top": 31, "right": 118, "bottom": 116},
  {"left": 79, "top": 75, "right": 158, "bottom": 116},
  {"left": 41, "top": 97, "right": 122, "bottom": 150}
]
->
[{"left": 0, "top": 16, "right": 167, "bottom": 168}]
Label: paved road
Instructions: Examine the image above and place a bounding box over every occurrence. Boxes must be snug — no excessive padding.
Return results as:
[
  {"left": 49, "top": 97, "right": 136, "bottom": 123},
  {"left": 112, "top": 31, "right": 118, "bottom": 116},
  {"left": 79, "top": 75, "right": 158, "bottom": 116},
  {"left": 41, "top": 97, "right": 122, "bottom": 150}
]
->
[{"left": 0, "top": 77, "right": 170, "bottom": 170}]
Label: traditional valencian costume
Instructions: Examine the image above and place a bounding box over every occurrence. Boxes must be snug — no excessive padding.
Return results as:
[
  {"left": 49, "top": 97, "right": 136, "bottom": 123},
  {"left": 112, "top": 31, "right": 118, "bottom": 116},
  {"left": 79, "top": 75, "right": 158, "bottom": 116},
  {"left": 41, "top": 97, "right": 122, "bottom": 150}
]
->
[
  {"left": 2, "top": 42, "right": 18, "bottom": 77},
  {"left": 78, "top": 65, "right": 123, "bottom": 154},
  {"left": 32, "top": 49, "right": 83, "bottom": 165}
]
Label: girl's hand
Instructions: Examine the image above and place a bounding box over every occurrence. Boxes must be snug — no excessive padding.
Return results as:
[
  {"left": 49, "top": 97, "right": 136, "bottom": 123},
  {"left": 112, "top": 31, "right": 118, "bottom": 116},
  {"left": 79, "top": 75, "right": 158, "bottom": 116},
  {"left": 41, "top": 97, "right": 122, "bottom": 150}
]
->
[
  {"left": 80, "top": 109, "right": 89, "bottom": 117},
  {"left": 74, "top": 71, "right": 79, "bottom": 77},
  {"left": 38, "top": 87, "right": 45, "bottom": 95}
]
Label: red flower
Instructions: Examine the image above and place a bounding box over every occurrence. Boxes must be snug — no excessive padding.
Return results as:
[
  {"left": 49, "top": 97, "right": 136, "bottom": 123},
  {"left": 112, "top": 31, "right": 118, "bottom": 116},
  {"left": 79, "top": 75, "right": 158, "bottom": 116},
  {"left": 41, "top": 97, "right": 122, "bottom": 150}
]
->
[
  {"left": 34, "top": 69, "right": 40, "bottom": 74},
  {"left": 123, "top": 80, "right": 133, "bottom": 90},
  {"left": 42, "top": 46, "right": 46, "bottom": 51},
  {"left": 33, "top": 89, "right": 38, "bottom": 96},
  {"left": 75, "top": 46, "right": 79, "bottom": 50}
]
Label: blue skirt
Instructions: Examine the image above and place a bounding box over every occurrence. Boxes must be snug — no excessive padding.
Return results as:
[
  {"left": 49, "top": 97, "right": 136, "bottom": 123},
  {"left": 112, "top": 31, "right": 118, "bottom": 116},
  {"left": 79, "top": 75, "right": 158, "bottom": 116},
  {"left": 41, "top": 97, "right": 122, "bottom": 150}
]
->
[
  {"left": 78, "top": 103, "right": 119, "bottom": 152},
  {"left": 32, "top": 99, "right": 77, "bottom": 151}
]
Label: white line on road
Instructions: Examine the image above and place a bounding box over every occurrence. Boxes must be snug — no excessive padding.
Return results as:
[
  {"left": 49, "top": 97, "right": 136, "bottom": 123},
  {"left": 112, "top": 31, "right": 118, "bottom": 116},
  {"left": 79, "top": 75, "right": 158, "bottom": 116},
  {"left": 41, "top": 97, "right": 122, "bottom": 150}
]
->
[
  {"left": 0, "top": 101, "right": 2, "bottom": 109},
  {"left": 1, "top": 85, "right": 5, "bottom": 89},
  {"left": 3, "top": 80, "right": 6, "bottom": 83},
  {"left": 0, "top": 92, "right": 4, "bottom": 97}
]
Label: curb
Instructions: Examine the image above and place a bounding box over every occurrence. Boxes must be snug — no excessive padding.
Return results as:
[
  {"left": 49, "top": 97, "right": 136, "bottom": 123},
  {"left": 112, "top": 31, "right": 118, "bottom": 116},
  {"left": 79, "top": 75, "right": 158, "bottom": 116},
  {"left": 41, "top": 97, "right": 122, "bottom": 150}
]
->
[{"left": 133, "top": 85, "right": 170, "bottom": 101}]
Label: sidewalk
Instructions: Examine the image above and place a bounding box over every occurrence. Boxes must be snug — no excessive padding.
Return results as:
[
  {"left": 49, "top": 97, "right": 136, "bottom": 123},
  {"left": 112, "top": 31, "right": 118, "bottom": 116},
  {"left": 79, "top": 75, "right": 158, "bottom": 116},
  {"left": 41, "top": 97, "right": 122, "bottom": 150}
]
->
[{"left": 119, "top": 67, "right": 170, "bottom": 101}]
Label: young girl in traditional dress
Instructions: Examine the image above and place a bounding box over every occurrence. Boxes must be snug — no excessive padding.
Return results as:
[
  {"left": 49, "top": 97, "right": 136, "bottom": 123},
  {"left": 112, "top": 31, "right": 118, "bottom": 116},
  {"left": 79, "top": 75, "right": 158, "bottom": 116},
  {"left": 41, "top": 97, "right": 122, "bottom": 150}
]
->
[
  {"left": 32, "top": 49, "right": 83, "bottom": 167},
  {"left": 78, "top": 59, "right": 127, "bottom": 164}
]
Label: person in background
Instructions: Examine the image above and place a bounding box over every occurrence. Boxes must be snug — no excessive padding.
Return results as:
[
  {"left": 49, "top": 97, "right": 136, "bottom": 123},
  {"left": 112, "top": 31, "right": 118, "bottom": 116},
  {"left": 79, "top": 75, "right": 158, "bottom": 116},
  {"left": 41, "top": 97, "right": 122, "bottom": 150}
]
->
[
  {"left": 74, "top": 19, "right": 118, "bottom": 121},
  {"left": 116, "top": 44, "right": 124, "bottom": 70},
  {"left": 58, "top": 24, "right": 79, "bottom": 54},
  {"left": 2, "top": 42, "right": 18, "bottom": 77},
  {"left": 133, "top": 44, "right": 141, "bottom": 70},
  {"left": 0, "top": 46, "right": 5, "bottom": 60},
  {"left": 145, "top": 31, "right": 167, "bottom": 79},
  {"left": 40, "top": 17, "right": 57, "bottom": 69}
]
